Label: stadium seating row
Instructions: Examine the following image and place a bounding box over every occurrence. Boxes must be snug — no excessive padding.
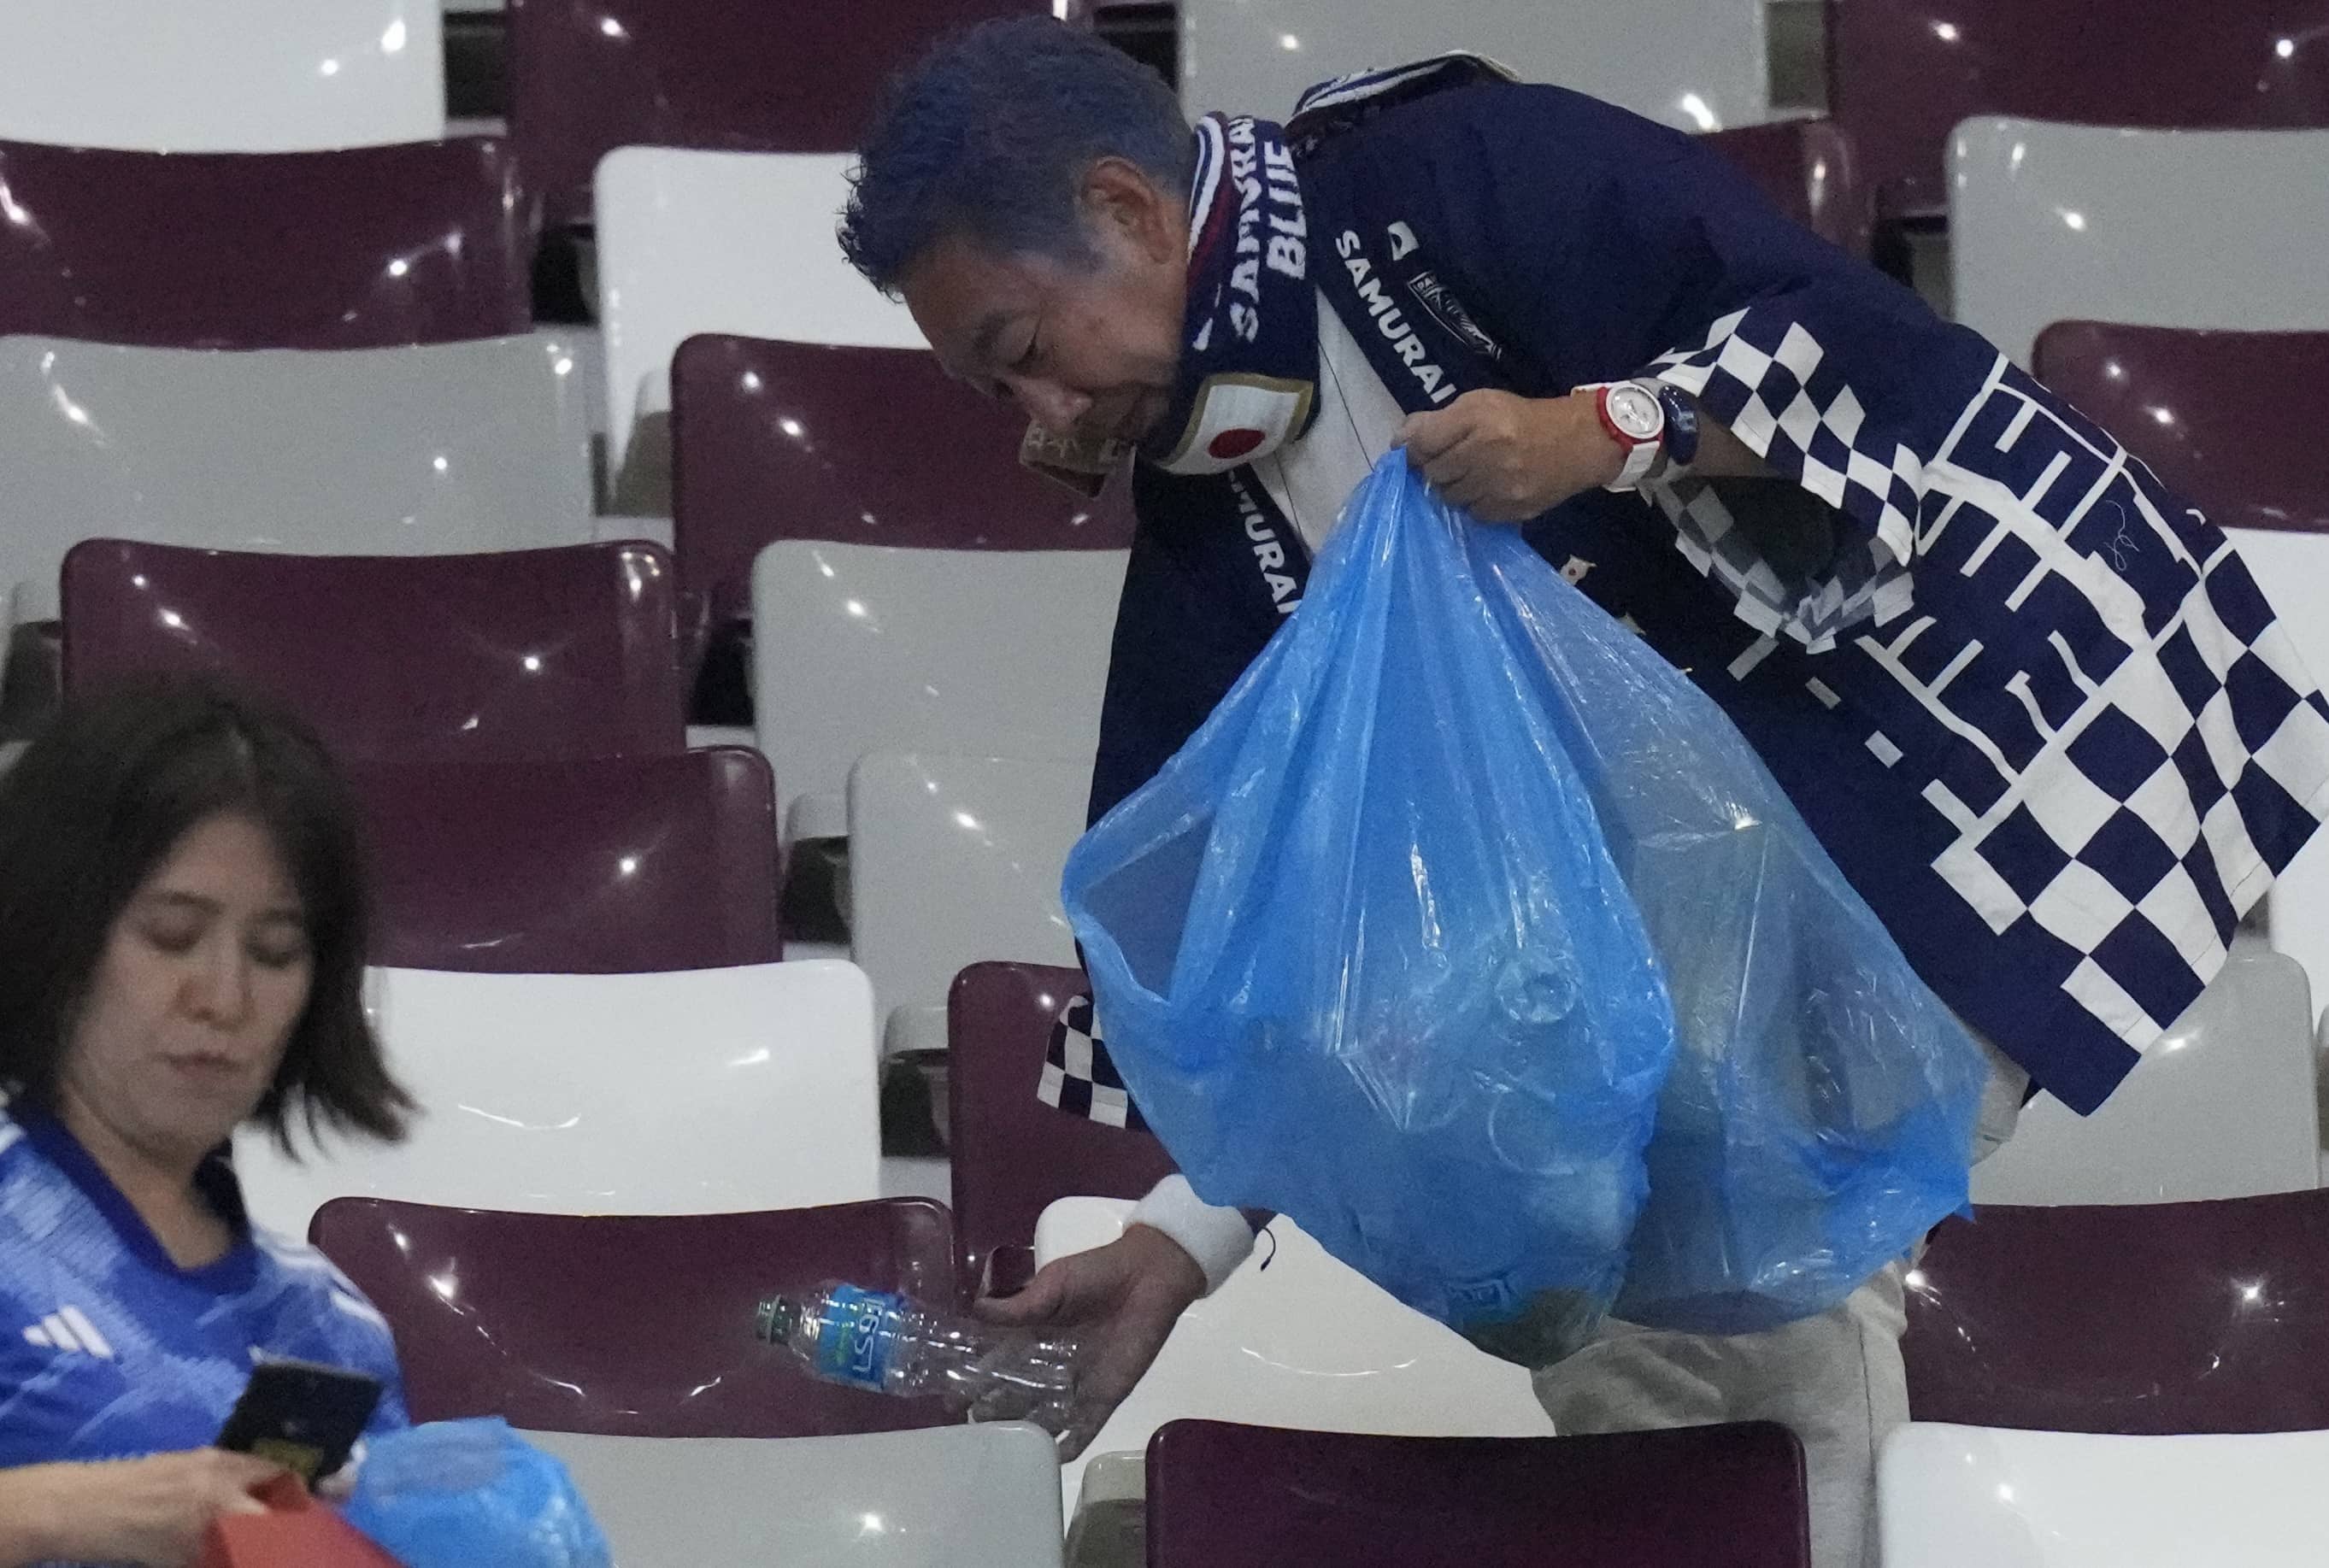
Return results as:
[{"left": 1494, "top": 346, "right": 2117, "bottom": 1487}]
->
[
  {"left": 10, "top": 0, "right": 2324, "bottom": 249},
  {"left": 236, "top": 954, "right": 2329, "bottom": 1559}
]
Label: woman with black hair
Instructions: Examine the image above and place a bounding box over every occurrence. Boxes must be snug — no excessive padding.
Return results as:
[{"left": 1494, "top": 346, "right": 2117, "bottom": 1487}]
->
[{"left": 0, "top": 677, "right": 415, "bottom": 1568}]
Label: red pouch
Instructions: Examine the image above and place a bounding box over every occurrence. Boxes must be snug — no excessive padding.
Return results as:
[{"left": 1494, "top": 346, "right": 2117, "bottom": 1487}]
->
[{"left": 197, "top": 1475, "right": 406, "bottom": 1568}]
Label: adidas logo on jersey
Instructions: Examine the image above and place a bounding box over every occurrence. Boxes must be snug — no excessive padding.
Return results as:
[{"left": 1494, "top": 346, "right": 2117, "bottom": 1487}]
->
[{"left": 21, "top": 1304, "right": 115, "bottom": 1360}]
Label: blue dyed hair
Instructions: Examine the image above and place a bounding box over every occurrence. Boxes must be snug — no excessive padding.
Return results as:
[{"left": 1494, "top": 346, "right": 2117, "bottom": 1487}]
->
[{"left": 840, "top": 17, "right": 1193, "bottom": 292}]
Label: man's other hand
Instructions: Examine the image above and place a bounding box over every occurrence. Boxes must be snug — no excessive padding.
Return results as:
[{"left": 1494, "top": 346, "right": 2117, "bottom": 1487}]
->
[
  {"left": 974, "top": 1224, "right": 1207, "bottom": 1458},
  {"left": 1396, "top": 388, "right": 1624, "bottom": 522}
]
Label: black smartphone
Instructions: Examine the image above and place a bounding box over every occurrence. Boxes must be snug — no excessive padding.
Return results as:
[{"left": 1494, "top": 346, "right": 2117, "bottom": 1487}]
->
[{"left": 215, "top": 1359, "right": 384, "bottom": 1483}]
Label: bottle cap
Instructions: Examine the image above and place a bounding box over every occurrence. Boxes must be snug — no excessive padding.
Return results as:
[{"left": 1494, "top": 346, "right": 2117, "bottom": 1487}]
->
[{"left": 755, "top": 1295, "right": 801, "bottom": 1345}]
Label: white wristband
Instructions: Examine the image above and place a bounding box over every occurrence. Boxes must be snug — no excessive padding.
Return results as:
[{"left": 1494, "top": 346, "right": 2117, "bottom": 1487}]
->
[
  {"left": 1127, "top": 1174, "right": 1257, "bottom": 1296},
  {"left": 1604, "top": 436, "right": 1662, "bottom": 491}
]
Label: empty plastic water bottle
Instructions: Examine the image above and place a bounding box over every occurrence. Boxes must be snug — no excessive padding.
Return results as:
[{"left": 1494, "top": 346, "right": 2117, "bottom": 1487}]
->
[{"left": 756, "top": 1283, "right": 1089, "bottom": 1449}]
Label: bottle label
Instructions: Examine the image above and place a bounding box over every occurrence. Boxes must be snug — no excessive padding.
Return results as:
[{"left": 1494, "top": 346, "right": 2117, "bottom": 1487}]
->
[{"left": 815, "top": 1285, "right": 903, "bottom": 1390}]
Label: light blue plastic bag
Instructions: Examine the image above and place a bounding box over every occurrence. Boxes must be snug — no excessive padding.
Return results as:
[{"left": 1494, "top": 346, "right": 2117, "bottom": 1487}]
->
[
  {"left": 1467, "top": 477, "right": 1991, "bottom": 1336},
  {"left": 1065, "top": 455, "right": 1679, "bottom": 1360},
  {"left": 342, "top": 1419, "right": 611, "bottom": 1568},
  {"left": 1064, "top": 454, "right": 1990, "bottom": 1361}
]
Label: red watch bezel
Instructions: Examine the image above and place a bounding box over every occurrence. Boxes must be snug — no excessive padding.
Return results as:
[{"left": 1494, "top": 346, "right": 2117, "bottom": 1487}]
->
[{"left": 1591, "top": 382, "right": 1662, "bottom": 452}]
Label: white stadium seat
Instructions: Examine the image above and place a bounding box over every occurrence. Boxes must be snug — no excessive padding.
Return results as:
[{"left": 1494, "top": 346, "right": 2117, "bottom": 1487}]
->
[
  {"left": 0, "top": 0, "right": 445, "bottom": 151},
  {"left": 530, "top": 1424, "right": 1064, "bottom": 1568},
  {"left": 848, "top": 751, "right": 1091, "bottom": 1056},
  {"left": 1175, "top": 0, "right": 1773, "bottom": 131},
  {"left": 592, "top": 148, "right": 926, "bottom": 487},
  {"left": 751, "top": 540, "right": 1125, "bottom": 843},
  {"left": 1970, "top": 938, "right": 2318, "bottom": 1206},
  {"left": 1950, "top": 119, "right": 2329, "bottom": 367},
  {"left": 2219, "top": 526, "right": 2329, "bottom": 1016},
  {"left": 0, "top": 332, "right": 596, "bottom": 622},
  {"left": 1032, "top": 1195, "right": 1551, "bottom": 1519},
  {"left": 1880, "top": 1422, "right": 2329, "bottom": 1568},
  {"left": 235, "top": 961, "right": 881, "bottom": 1236}
]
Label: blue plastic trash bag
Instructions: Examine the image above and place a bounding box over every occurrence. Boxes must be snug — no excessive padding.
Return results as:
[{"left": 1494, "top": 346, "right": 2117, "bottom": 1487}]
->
[
  {"left": 1065, "top": 455, "right": 1679, "bottom": 1361},
  {"left": 1467, "top": 478, "right": 1992, "bottom": 1336},
  {"left": 342, "top": 1418, "right": 612, "bottom": 1568},
  {"left": 1063, "top": 453, "right": 1991, "bottom": 1363}
]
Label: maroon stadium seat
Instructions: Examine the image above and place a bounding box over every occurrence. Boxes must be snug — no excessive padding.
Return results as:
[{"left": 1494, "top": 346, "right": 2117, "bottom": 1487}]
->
[
  {"left": 670, "top": 334, "right": 1132, "bottom": 631},
  {"left": 1903, "top": 1189, "right": 2329, "bottom": 1432},
  {"left": 507, "top": 0, "right": 1049, "bottom": 229},
  {"left": 2034, "top": 323, "right": 2329, "bottom": 534},
  {"left": 0, "top": 138, "right": 534, "bottom": 349},
  {"left": 946, "top": 962, "right": 1179, "bottom": 1295},
  {"left": 62, "top": 540, "right": 687, "bottom": 763},
  {"left": 354, "top": 748, "right": 781, "bottom": 972},
  {"left": 1828, "top": 0, "right": 2329, "bottom": 220},
  {"left": 1147, "top": 1419, "right": 1811, "bottom": 1568},
  {"left": 313, "top": 1197, "right": 960, "bottom": 1436},
  {"left": 1703, "top": 119, "right": 1869, "bottom": 256}
]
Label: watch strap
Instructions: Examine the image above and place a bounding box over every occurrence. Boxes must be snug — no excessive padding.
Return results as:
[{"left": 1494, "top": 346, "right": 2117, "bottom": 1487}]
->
[
  {"left": 1651, "top": 381, "right": 1700, "bottom": 468},
  {"left": 1608, "top": 438, "right": 1661, "bottom": 490}
]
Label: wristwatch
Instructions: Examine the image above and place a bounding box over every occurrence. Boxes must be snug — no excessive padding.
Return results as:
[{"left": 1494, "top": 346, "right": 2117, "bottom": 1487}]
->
[{"left": 1578, "top": 379, "right": 1667, "bottom": 491}]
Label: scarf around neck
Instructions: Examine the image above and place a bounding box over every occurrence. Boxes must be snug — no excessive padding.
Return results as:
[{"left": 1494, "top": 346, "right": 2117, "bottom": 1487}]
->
[{"left": 1021, "top": 114, "right": 1320, "bottom": 495}]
